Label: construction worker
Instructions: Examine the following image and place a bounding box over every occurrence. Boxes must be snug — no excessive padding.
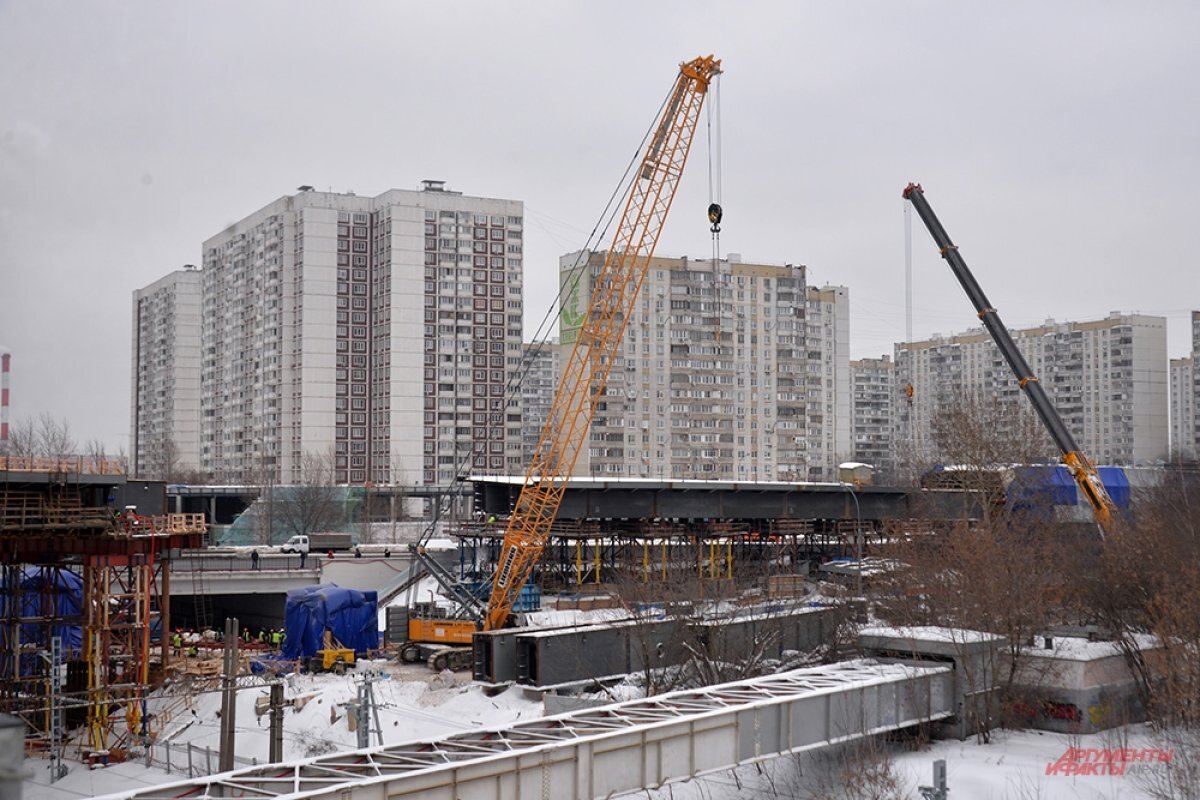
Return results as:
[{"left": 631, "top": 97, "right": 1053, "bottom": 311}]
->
[
  {"left": 271, "top": 629, "right": 283, "bottom": 648},
  {"left": 171, "top": 630, "right": 183, "bottom": 656}
]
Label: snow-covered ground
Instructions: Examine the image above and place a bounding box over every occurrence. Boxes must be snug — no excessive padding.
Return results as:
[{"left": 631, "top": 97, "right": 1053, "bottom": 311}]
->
[
  {"left": 628, "top": 727, "right": 1165, "bottom": 799},
  {"left": 23, "top": 659, "right": 542, "bottom": 800},
  {"left": 25, "top": 662, "right": 1171, "bottom": 800}
]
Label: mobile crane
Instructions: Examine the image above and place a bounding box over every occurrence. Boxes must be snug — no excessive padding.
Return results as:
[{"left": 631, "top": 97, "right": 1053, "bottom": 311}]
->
[
  {"left": 400, "top": 55, "right": 723, "bottom": 668},
  {"left": 902, "top": 183, "right": 1118, "bottom": 532}
]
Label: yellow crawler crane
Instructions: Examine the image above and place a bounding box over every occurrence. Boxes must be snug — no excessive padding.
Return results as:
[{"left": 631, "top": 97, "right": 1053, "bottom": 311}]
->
[{"left": 485, "top": 55, "right": 722, "bottom": 631}]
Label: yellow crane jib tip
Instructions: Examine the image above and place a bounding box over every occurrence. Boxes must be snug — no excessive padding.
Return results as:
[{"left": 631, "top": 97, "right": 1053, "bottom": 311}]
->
[{"left": 679, "top": 55, "right": 722, "bottom": 88}]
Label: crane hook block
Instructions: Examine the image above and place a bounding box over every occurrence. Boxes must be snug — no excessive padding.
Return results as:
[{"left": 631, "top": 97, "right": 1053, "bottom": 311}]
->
[{"left": 707, "top": 202, "right": 723, "bottom": 233}]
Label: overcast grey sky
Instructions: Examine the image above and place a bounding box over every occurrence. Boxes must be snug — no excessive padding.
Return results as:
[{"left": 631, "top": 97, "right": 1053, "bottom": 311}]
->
[{"left": 2, "top": 1, "right": 1198, "bottom": 451}]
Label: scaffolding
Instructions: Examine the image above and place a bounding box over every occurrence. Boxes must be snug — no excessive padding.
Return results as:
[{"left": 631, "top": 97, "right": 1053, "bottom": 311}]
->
[{"left": 0, "top": 466, "right": 205, "bottom": 760}]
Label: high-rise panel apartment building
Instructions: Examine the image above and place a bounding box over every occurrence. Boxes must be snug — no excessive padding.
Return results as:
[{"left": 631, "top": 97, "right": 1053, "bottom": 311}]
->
[
  {"left": 196, "top": 183, "right": 524, "bottom": 485},
  {"left": 130, "top": 267, "right": 203, "bottom": 478},
  {"left": 850, "top": 356, "right": 894, "bottom": 477},
  {"left": 1193, "top": 311, "right": 1200, "bottom": 458},
  {"left": 1169, "top": 356, "right": 1194, "bottom": 461},
  {"left": 804, "top": 286, "right": 853, "bottom": 479},
  {"left": 557, "top": 252, "right": 847, "bottom": 481},
  {"left": 895, "top": 313, "right": 1168, "bottom": 469},
  {"left": 519, "top": 341, "right": 562, "bottom": 463}
]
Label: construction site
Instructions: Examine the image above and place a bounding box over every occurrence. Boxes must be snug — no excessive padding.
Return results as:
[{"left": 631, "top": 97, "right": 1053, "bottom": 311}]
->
[
  {"left": 5, "top": 51, "right": 1190, "bottom": 800},
  {"left": 0, "top": 457, "right": 206, "bottom": 767}
]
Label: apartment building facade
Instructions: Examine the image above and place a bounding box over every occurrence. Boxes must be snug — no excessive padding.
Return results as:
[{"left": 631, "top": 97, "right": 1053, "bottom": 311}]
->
[
  {"left": 519, "top": 341, "right": 562, "bottom": 463},
  {"left": 804, "top": 285, "right": 853, "bottom": 479},
  {"left": 850, "top": 355, "right": 895, "bottom": 478},
  {"left": 1169, "top": 356, "right": 1194, "bottom": 461},
  {"left": 557, "top": 252, "right": 849, "bottom": 482},
  {"left": 895, "top": 313, "right": 1169, "bottom": 469},
  {"left": 1193, "top": 310, "right": 1200, "bottom": 458},
  {"left": 130, "top": 267, "right": 203, "bottom": 478},
  {"left": 194, "top": 183, "right": 524, "bottom": 486}
]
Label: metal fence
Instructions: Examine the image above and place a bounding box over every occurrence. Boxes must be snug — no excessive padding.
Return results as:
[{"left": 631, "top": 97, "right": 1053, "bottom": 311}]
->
[{"left": 144, "top": 739, "right": 259, "bottom": 777}]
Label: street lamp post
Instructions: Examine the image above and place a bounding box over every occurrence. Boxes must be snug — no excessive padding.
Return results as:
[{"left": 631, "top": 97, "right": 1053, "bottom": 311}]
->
[{"left": 840, "top": 482, "right": 863, "bottom": 601}]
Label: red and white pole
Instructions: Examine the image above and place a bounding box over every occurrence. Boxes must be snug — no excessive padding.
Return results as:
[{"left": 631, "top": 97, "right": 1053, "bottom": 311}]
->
[{"left": 0, "top": 348, "right": 9, "bottom": 450}]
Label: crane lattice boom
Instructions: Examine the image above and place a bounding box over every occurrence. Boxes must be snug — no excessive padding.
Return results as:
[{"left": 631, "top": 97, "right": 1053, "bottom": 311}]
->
[{"left": 485, "top": 55, "right": 721, "bottom": 631}]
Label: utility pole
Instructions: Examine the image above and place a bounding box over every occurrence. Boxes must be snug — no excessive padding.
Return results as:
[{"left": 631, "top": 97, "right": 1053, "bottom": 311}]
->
[
  {"left": 268, "top": 682, "right": 285, "bottom": 763},
  {"left": 347, "top": 671, "right": 384, "bottom": 750},
  {"left": 41, "top": 635, "right": 67, "bottom": 782},
  {"left": 218, "top": 618, "right": 239, "bottom": 773}
]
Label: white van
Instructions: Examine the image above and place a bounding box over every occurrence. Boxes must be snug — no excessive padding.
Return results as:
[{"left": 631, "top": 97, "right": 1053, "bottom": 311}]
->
[{"left": 280, "top": 534, "right": 309, "bottom": 554}]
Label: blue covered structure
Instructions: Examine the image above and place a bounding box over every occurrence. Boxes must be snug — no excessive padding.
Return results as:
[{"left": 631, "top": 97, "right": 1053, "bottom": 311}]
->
[
  {"left": 1009, "top": 465, "right": 1131, "bottom": 521},
  {"left": 281, "top": 584, "right": 378, "bottom": 661},
  {"left": 0, "top": 567, "right": 83, "bottom": 679},
  {"left": 1, "top": 567, "right": 83, "bottom": 653}
]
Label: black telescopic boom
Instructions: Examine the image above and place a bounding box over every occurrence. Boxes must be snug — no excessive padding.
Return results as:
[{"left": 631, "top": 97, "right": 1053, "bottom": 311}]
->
[{"left": 901, "top": 183, "right": 1083, "bottom": 458}]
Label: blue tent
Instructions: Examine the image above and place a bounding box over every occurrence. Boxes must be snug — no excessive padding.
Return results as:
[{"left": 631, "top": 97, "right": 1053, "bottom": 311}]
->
[{"left": 281, "top": 584, "right": 378, "bottom": 660}]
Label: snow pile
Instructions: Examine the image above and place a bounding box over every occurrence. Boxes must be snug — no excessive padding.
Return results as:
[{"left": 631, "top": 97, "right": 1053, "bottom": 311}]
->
[{"left": 24, "top": 660, "right": 542, "bottom": 800}]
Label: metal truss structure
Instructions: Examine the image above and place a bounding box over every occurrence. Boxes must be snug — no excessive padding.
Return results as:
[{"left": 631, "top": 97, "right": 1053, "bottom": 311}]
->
[
  {"left": 101, "top": 658, "right": 954, "bottom": 800},
  {"left": 1, "top": 464, "right": 205, "bottom": 759}
]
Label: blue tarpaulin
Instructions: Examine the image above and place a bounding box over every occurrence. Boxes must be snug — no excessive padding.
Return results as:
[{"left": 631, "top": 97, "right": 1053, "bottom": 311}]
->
[
  {"left": 1010, "top": 464, "right": 1131, "bottom": 518},
  {"left": 1010, "top": 466, "right": 1078, "bottom": 515},
  {"left": 1097, "top": 466, "right": 1131, "bottom": 509},
  {"left": 0, "top": 567, "right": 84, "bottom": 655},
  {"left": 281, "top": 584, "right": 378, "bottom": 660}
]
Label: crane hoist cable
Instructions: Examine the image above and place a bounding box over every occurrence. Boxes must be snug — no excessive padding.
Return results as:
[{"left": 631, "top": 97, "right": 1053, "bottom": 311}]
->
[
  {"left": 706, "top": 72, "right": 724, "bottom": 356},
  {"left": 486, "top": 55, "right": 723, "bottom": 632},
  {"left": 406, "top": 68, "right": 701, "bottom": 624}
]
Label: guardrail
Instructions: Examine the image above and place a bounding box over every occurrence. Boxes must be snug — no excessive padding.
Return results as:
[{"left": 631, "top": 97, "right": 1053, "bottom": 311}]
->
[{"left": 0, "top": 455, "right": 126, "bottom": 474}]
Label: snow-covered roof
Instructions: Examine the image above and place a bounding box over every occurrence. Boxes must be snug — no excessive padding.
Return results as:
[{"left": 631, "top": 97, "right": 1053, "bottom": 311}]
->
[
  {"left": 1023, "top": 633, "right": 1159, "bottom": 662},
  {"left": 860, "top": 625, "right": 1005, "bottom": 644}
]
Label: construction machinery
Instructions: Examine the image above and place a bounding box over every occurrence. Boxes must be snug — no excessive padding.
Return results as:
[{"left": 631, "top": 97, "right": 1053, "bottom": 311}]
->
[
  {"left": 902, "top": 183, "right": 1118, "bottom": 532},
  {"left": 403, "top": 55, "right": 722, "bottom": 661},
  {"left": 310, "top": 641, "right": 356, "bottom": 675}
]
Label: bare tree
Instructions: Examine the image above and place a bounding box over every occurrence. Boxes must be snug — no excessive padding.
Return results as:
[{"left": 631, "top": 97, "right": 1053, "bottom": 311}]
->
[
  {"left": 5, "top": 417, "right": 36, "bottom": 457},
  {"left": 34, "top": 412, "right": 76, "bottom": 458},
  {"left": 272, "top": 451, "right": 346, "bottom": 540},
  {"left": 879, "top": 387, "right": 1079, "bottom": 740},
  {"left": 930, "top": 391, "right": 1053, "bottom": 468},
  {"left": 880, "top": 514, "right": 1072, "bottom": 739},
  {"left": 5, "top": 413, "right": 76, "bottom": 458}
]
